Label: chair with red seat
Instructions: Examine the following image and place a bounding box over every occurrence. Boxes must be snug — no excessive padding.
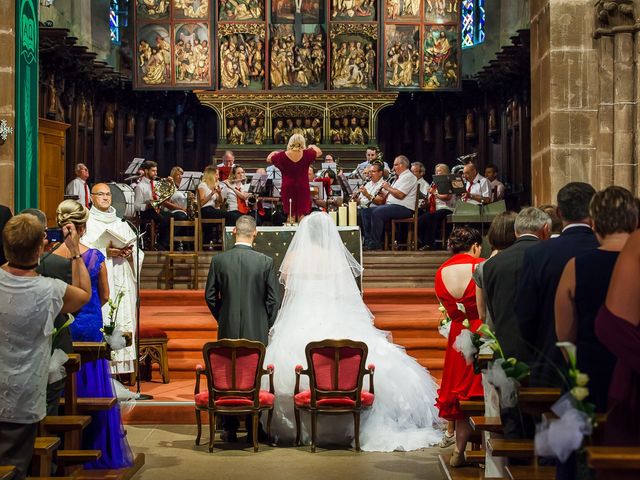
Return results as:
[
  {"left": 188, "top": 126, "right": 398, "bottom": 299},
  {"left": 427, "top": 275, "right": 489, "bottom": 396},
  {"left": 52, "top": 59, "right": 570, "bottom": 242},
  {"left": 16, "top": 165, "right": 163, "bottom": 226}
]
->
[
  {"left": 293, "top": 339, "right": 375, "bottom": 452},
  {"left": 194, "top": 339, "right": 275, "bottom": 452}
]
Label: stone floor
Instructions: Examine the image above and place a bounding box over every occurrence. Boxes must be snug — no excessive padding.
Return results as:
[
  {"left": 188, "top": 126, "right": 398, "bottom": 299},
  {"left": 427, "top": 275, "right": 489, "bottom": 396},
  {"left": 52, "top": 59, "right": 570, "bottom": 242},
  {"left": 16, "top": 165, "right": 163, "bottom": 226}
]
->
[{"left": 127, "top": 425, "right": 446, "bottom": 480}]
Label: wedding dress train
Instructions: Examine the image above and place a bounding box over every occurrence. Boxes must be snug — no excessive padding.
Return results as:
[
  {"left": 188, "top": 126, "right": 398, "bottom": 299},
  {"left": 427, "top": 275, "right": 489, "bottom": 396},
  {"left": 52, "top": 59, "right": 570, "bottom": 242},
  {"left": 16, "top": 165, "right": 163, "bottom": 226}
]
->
[{"left": 263, "top": 213, "right": 444, "bottom": 451}]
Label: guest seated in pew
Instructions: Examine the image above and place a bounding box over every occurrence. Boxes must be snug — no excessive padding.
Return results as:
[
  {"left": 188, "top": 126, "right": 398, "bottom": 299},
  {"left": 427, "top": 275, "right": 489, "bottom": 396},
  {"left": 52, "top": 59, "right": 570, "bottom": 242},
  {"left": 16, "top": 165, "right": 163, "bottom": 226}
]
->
[
  {"left": 52, "top": 200, "right": 134, "bottom": 470},
  {"left": 435, "top": 227, "right": 485, "bottom": 467},
  {"left": 0, "top": 214, "right": 91, "bottom": 480},
  {"left": 596, "top": 229, "right": 640, "bottom": 446},
  {"left": 556, "top": 186, "right": 638, "bottom": 412}
]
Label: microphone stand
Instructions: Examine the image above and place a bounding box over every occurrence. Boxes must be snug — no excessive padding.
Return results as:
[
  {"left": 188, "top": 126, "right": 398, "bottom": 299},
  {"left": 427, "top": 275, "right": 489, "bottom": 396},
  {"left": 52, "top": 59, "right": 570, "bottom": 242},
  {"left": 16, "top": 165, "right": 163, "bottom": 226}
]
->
[{"left": 122, "top": 218, "right": 153, "bottom": 400}]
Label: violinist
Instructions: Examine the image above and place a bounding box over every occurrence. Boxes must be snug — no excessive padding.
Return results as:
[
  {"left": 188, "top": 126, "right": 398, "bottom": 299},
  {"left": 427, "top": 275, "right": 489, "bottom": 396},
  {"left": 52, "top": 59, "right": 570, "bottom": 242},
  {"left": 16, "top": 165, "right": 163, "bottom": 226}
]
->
[
  {"left": 417, "top": 163, "right": 457, "bottom": 251},
  {"left": 221, "top": 164, "right": 251, "bottom": 226}
]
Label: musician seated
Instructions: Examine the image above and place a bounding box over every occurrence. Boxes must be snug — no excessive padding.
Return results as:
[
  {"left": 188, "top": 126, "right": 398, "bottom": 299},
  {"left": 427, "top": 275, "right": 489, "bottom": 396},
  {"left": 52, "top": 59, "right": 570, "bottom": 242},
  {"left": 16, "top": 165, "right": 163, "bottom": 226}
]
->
[
  {"left": 361, "top": 155, "right": 417, "bottom": 251},
  {"left": 418, "top": 163, "right": 457, "bottom": 251},
  {"left": 411, "top": 162, "right": 430, "bottom": 204},
  {"left": 461, "top": 162, "right": 492, "bottom": 205},
  {"left": 216, "top": 150, "right": 236, "bottom": 181},
  {"left": 133, "top": 160, "right": 169, "bottom": 250},
  {"left": 197, "top": 166, "right": 227, "bottom": 245},
  {"left": 352, "top": 162, "right": 384, "bottom": 227},
  {"left": 221, "top": 164, "right": 252, "bottom": 227},
  {"left": 163, "top": 166, "right": 189, "bottom": 220},
  {"left": 484, "top": 163, "right": 505, "bottom": 202}
]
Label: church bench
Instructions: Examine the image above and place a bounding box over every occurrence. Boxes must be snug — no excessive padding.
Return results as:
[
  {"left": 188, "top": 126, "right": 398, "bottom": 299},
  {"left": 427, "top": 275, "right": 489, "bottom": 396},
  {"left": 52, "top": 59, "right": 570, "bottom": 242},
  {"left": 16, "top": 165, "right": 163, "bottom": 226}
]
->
[
  {"left": 517, "top": 387, "right": 561, "bottom": 416},
  {"left": 0, "top": 466, "right": 15, "bottom": 480},
  {"left": 63, "top": 354, "right": 81, "bottom": 415},
  {"left": 40, "top": 415, "right": 91, "bottom": 450},
  {"left": 586, "top": 446, "right": 640, "bottom": 480},
  {"left": 459, "top": 399, "right": 485, "bottom": 416},
  {"left": 56, "top": 450, "right": 101, "bottom": 476},
  {"left": 60, "top": 397, "right": 117, "bottom": 412},
  {"left": 505, "top": 465, "right": 555, "bottom": 480},
  {"left": 486, "top": 438, "right": 534, "bottom": 460},
  {"left": 464, "top": 449, "right": 486, "bottom": 465},
  {"left": 30, "top": 437, "right": 60, "bottom": 477},
  {"left": 437, "top": 454, "right": 484, "bottom": 479},
  {"left": 469, "top": 416, "right": 503, "bottom": 434}
]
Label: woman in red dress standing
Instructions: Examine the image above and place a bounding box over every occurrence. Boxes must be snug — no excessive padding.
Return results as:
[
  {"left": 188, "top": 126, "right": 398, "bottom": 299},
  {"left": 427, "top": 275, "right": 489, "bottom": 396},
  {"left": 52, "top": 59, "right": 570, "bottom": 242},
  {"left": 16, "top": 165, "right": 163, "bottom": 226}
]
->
[
  {"left": 435, "top": 226, "right": 485, "bottom": 467},
  {"left": 267, "top": 133, "right": 322, "bottom": 222}
]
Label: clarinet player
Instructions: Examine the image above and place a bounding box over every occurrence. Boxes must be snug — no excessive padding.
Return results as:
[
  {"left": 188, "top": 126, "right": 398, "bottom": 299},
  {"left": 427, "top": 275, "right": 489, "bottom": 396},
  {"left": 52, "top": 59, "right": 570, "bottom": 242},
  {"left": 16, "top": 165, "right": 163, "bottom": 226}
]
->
[{"left": 361, "top": 155, "right": 418, "bottom": 251}]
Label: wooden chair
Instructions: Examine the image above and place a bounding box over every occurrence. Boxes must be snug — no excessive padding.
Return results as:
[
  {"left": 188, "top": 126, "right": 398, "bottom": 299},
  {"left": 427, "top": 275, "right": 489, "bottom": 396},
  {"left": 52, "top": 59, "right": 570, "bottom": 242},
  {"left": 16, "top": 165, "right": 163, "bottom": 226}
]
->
[
  {"left": 139, "top": 326, "right": 170, "bottom": 383},
  {"left": 164, "top": 217, "right": 199, "bottom": 289},
  {"left": 293, "top": 339, "right": 375, "bottom": 452},
  {"left": 197, "top": 199, "right": 225, "bottom": 251},
  {"left": 137, "top": 217, "right": 158, "bottom": 251},
  {"left": 389, "top": 191, "right": 422, "bottom": 251},
  {"left": 194, "top": 339, "right": 275, "bottom": 452}
]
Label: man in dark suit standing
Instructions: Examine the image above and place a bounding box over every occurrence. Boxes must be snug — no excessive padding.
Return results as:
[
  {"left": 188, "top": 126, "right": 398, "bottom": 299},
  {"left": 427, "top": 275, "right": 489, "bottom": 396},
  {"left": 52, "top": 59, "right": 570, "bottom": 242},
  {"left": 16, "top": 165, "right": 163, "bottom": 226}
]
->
[
  {"left": 205, "top": 215, "right": 280, "bottom": 441},
  {"left": 482, "top": 207, "right": 551, "bottom": 439},
  {"left": 0, "top": 204, "right": 13, "bottom": 265},
  {"left": 516, "top": 182, "right": 598, "bottom": 388}
]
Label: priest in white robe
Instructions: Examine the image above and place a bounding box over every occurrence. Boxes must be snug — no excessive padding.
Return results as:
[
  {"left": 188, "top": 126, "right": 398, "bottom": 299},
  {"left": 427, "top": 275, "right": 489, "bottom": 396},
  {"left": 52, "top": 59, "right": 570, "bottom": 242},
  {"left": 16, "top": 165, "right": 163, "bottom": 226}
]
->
[{"left": 82, "top": 183, "right": 143, "bottom": 374}]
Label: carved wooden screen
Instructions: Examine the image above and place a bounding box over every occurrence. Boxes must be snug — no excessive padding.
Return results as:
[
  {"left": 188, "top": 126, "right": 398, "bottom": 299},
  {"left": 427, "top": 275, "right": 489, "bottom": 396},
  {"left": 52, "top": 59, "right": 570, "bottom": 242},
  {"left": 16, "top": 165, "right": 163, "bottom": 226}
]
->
[{"left": 133, "top": 0, "right": 460, "bottom": 91}]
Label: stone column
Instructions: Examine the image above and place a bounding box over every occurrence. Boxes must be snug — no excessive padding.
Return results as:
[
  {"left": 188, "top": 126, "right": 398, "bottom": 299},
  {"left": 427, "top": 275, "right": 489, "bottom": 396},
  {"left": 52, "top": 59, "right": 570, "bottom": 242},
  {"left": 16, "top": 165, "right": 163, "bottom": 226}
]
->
[
  {"left": 530, "top": 0, "right": 599, "bottom": 205},
  {"left": 0, "top": 1, "right": 15, "bottom": 208},
  {"left": 613, "top": 31, "right": 635, "bottom": 191},
  {"left": 596, "top": 35, "right": 614, "bottom": 190}
]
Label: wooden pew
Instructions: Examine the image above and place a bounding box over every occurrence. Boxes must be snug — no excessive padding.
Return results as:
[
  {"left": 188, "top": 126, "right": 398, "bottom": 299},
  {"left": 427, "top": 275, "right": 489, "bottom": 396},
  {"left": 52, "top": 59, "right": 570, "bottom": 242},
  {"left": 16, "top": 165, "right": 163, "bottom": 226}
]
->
[
  {"left": 56, "top": 450, "right": 101, "bottom": 477},
  {"left": 30, "top": 437, "right": 60, "bottom": 477},
  {"left": 469, "top": 416, "right": 503, "bottom": 434},
  {"left": 505, "top": 465, "right": 555, "bottom": 480},
  {"left": 518, "top": 387, "right": 561, "bottom": 416},
  {"left": 0, "top": 466, "right": 15, "bottom": 480},
  {"left": 587, "top": 446, "right": 640, "bottom": 480},
  {"left": 486, "top": 438, "right": 535, "bottom": 460},
  {"left": 60, "top": 396, "right": 117, "bottom": 413},
  {"left": 40, "top": 415, "right": 91, "bottom": 451}
]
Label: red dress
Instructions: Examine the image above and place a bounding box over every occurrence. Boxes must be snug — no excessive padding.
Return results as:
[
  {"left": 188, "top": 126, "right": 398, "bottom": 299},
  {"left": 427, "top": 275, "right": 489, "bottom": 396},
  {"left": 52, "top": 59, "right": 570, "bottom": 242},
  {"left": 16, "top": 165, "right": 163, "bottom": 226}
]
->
[
  {"left": 271, "top": 149, "right": 316, "bottom": 218},
  {"left": 434, "top": 253, "right": 485, "bottom": 420}
]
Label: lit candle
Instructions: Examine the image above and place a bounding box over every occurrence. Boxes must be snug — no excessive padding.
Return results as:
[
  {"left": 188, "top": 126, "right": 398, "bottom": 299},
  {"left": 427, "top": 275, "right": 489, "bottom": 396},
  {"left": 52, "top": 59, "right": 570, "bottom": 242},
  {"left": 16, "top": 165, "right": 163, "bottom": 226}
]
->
[
  {"left": 348, "top": 201, "right": 358, "bottom": 226},
  {"left": 338, "top": 206, "right": 347, "bottom": 226},
  {"left": 329, "top": 210, "right": 338, "bottom": 224}
]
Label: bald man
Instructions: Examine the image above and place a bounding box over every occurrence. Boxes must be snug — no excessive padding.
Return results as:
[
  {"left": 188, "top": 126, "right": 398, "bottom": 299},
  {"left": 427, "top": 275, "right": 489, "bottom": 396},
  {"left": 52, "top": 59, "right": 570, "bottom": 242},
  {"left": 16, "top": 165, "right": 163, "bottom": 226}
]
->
[{"left": 82, "top": 183, "right": 143, "bottom": 375}]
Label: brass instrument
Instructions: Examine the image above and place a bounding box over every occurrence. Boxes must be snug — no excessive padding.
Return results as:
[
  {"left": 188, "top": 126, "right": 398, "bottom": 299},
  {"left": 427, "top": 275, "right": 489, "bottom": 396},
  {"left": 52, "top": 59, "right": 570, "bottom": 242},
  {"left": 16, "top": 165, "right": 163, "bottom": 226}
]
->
[
  {"left": 150, "top": 177, "right": 176, "bottom": 210},
  {"left": 186, "top": 191, "right": 196, "bottom": 219}
]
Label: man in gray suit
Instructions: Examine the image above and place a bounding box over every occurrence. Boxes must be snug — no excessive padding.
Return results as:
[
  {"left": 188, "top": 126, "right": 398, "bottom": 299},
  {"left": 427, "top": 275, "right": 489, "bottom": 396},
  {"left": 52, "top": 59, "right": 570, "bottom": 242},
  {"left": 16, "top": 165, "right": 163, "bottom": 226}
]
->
[{"left": 204, "top": 215, "right": 279, "bottom": 441}]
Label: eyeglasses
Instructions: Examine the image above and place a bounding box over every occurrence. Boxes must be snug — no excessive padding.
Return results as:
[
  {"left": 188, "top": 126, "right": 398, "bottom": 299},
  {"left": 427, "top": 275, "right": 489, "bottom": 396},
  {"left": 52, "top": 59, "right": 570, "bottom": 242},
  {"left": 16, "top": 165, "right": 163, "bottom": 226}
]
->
[{"left": 91, "top": 192, "right": 112, "bottom": 197}]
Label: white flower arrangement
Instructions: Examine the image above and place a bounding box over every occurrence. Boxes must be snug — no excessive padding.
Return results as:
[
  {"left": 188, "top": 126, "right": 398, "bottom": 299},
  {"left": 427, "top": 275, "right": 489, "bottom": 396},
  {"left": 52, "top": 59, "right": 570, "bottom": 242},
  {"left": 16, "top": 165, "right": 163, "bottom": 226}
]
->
[{"left": 101, "top": 290, "right": 126, "bottom": 350}]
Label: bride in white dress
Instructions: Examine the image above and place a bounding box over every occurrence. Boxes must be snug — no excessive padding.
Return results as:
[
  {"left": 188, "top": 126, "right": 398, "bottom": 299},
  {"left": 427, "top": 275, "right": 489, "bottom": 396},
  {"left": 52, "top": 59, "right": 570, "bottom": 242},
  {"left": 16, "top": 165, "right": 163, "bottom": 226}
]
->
[{"left": 264, "top": 212, "right": 444, "bottom": 451}]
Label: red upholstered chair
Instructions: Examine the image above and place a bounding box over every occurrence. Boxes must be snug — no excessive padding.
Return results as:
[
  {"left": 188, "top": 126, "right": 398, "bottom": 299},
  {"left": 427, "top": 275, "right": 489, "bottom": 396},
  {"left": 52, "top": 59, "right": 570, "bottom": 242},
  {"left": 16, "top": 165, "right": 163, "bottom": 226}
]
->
[
  {"left": 293, "top": 339, "right": 375, "bottom": 452},
  {"left": 194, "top": 339, "right": 275, "bottom": 452}
]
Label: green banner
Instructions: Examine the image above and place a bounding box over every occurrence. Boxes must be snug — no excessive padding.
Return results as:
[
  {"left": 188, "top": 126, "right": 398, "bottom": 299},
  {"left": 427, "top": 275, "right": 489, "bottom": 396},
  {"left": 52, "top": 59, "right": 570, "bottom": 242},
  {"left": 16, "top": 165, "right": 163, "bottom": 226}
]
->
[{"left": 14, "top": 0, "right": 38, "bottom": 211}]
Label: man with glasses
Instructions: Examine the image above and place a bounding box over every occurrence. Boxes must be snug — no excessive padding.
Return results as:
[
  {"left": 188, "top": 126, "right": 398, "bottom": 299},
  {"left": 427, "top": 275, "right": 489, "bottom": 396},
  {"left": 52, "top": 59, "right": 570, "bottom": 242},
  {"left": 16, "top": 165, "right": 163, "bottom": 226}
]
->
[
  {"left": 82, "top": 183, "right": 143, "bottom": 376},
  {"left": 361, "top": 155, "right": 417, "bottom": 251}
]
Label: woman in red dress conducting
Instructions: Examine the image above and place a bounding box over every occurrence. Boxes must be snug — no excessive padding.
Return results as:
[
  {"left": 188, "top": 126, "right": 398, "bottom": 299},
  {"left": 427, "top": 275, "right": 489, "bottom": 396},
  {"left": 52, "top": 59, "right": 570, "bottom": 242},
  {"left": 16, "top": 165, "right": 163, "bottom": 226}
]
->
[
  {"left": 434, "top": 226, "right": 485, "bottom": 467},
  {"left": 267, "top": 133, "right": 322, "bottom": 222}
]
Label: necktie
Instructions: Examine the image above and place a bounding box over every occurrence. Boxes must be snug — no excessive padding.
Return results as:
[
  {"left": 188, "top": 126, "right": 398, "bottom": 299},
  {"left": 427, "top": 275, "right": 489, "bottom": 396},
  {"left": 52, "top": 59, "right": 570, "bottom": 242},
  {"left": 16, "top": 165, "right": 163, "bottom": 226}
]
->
[
  {"left": 84, "top": 182, "right": 90, "bottom": 208},
  {"left": 151, "top": 179, "right": 157, "bottom": 200}
]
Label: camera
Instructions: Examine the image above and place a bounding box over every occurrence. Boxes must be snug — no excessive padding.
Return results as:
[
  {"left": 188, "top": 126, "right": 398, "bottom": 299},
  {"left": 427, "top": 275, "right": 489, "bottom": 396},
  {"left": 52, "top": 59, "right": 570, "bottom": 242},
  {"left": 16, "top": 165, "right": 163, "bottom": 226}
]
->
[{"left": 46, "top": 227, "right": 64, "bottom": 243}]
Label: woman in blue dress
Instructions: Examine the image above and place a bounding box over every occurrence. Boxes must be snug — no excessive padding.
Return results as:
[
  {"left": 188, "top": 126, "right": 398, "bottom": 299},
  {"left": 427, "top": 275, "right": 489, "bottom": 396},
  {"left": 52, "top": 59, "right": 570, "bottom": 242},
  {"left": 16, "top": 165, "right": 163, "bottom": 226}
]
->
[{"left": 54, "top": 200, "right": 133, "bottom": 469}]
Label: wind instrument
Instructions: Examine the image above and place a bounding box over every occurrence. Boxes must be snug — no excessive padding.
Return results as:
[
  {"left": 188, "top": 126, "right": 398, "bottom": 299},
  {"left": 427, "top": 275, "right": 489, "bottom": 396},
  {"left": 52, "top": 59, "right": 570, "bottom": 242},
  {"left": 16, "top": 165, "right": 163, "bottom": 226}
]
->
[
  {"left": 150, "top": 177, "right": 176, "bottom": 210},
  {"left": 366, "top": 172, "right": 396, "bottom": 207}
]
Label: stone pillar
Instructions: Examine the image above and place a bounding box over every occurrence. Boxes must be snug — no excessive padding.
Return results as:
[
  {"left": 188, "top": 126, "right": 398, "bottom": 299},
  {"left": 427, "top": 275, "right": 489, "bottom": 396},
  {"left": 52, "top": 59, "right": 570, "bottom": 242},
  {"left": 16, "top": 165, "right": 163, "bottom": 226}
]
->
[
  {"left": 0, "top": 1, "right": 15, "bottom": 208},
  {"left": 613, "top": 31, "right": 635, "bottom": 191},
  {"left": 530, "top": 0, "right": 599, "bottom": 205}
]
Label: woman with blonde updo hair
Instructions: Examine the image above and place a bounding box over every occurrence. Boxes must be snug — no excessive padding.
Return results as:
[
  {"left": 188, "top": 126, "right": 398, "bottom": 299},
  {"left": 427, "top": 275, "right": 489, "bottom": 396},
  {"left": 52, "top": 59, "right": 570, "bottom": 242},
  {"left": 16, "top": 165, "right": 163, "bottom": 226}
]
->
[
  {"left": 267, "top": 132, "right": 322, "bottom": 222},
  {"left": 197, "top": 165, "right": 227, "bottom": 244},
  {"left": 52, "top": 200, "right": 135, "bottom": 469}
]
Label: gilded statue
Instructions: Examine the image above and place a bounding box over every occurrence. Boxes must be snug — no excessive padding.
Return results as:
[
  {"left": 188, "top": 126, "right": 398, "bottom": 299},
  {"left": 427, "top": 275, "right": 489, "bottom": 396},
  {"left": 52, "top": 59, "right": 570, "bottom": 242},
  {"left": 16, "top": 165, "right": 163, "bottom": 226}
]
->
[
  {"left": 331, "top": 40, "right": 374, "bottom": 89},
  {"left": 386, "top": 41, "right": 418, "bottom": 87},
  {"left": 138, "top": 0, "right": 169, "bottom": 16},
  {"left": 219, "top": 0, "right": 263, "bottom": 20},
  {"left": 140, "top": 34, "right": 171, "bottom": 85},
  {"left": 175, "top": 31, "right": 210, "bottom": 83},
  {"left": 174, "top": 0, "right": 208, "bottom": 18},
  {"left": 220, "top": 34, "right": 264, "bottom": 89},
  {"left": 273, "top": 119, "right": 285, "bottom": 144},
  {"left": 270, "top": 33, "right": 324, "bottom": 89}
]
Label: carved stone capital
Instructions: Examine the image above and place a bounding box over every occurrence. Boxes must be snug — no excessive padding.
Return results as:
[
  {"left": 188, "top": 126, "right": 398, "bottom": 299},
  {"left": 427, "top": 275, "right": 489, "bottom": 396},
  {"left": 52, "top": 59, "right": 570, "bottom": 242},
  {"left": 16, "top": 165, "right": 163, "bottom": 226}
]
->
[{"left": 595, "top": 0, "right": 635, "bottom": 30}]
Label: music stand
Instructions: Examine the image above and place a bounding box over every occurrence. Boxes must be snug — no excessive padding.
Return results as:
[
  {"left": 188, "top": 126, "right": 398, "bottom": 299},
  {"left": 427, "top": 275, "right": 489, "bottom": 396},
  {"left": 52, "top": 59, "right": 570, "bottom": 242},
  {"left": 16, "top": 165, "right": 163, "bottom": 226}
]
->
[
  {"left": 249, "top": 174, "right": 268, "bottom": 195},
  {"left": 125, "top": 157, "right": 145, "bottom": 176},
  {"left": 179, "top": 171, "right": 203, "bottom": 191},
  {"left": 310, "top": 181, "right": 326, "bottom": 201},
  {"left": 433, "top": 174, "right": 467, "bottom": 195},
  {"left": 337, "top": 173, "right": 353, "bottom": 199},
  {"left": 322, "top": 163, "right": 338, "bottom": 172}
]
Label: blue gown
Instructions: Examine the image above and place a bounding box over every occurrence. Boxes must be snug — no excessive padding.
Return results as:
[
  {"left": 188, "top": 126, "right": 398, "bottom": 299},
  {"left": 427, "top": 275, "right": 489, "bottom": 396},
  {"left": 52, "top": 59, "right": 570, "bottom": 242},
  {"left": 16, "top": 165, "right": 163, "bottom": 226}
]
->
[{"left": 69, "top": 248, "right": 134, "bottom": 469}]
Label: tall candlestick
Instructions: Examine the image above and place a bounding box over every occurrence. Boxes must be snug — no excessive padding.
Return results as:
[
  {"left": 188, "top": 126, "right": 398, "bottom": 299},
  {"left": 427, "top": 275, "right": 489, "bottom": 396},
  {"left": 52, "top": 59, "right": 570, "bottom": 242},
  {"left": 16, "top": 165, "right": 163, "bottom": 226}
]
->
[
  {"left": 288, "top": 198, "right": 293, "bottom": 225},
  {"left": 348, "top": 201, "right": 358, "bottom": 226},
  {"left": 338, "top": 206, "right": 348, "bottom": 226}
]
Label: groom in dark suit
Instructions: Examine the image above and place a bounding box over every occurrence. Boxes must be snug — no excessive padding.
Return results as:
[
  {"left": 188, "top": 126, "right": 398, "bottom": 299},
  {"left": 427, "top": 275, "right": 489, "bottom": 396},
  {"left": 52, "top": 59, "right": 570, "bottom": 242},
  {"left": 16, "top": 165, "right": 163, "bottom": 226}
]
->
[
  {"left": 516, "top": 182, "right": 598, "bottom": 388},
  {"left": 204, "top": 215, "right": 279, "bottom": 441}
]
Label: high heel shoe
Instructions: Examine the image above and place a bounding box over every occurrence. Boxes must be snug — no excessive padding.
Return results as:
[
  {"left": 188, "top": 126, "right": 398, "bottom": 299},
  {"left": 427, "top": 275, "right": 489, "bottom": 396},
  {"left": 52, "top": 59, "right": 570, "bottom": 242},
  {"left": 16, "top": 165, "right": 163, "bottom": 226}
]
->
[{"left": 449, "top": 448, "right": 466, "bottom": 467}]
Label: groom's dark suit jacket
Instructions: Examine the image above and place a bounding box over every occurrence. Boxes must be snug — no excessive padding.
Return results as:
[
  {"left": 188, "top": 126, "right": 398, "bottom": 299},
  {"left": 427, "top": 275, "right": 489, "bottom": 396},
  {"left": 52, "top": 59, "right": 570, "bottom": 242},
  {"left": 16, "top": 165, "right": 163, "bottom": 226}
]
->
[
  {"left": 205, "top": 244, "right": 279, "bottom": 346},
  {"left": 515, "top": 226, "right": 598, "bottom": 387}
]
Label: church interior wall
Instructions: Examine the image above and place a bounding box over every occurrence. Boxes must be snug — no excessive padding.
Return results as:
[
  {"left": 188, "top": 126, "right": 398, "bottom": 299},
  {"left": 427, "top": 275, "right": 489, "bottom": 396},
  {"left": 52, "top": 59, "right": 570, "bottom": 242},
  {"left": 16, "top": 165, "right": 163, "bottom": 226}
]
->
[{"left": 0, "top": 0, "right": 15, "bottom": 208}]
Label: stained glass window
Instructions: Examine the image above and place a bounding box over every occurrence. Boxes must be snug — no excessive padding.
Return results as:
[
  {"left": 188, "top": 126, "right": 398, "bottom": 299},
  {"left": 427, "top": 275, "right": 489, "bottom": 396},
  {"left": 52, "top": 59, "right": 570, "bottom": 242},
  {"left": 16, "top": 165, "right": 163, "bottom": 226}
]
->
[
  {"left": 462, "top": 0, "right": 485, "bottom": 49},
  {"left": 110, "top": 0, "right": 129, "bottom": 46}
]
